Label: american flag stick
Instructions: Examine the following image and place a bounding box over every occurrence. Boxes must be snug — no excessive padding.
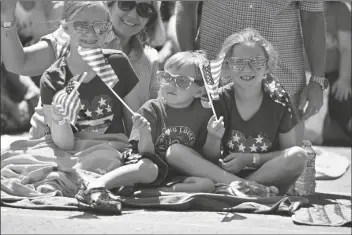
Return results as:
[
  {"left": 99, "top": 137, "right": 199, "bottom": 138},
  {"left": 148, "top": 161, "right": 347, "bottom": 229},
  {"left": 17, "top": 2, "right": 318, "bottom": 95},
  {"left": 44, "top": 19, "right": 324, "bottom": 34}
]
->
[
  {"left": 199, "top": 64, "right": 218, "bottom": 120},
  {"left": 104, "top": 84, "right": 135, "bottom": 115},
  {"left": 69, "top": 72, "right": 87, "bottom": 96}
]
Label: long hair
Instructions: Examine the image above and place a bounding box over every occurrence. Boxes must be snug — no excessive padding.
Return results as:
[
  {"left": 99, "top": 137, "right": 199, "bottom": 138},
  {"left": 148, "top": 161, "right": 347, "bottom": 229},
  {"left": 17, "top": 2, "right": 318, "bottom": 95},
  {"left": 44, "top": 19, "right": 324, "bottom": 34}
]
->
[
  {"left": 61, "top": 1, "right": 108, "bottom": 24},
  {"left": 218, "top": 28, "right": 278, "bottom": 73},
  {"left": 106, "top": 1, "right": 165, "bottom": 47}
]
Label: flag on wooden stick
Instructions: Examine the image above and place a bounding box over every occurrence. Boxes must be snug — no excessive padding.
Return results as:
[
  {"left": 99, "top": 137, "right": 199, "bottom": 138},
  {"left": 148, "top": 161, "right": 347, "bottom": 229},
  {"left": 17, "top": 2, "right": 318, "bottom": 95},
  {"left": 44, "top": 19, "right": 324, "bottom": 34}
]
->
[
  {"left": 201, "top": 59, "right": 222, "bottom": 100},
  {"left": 78, "top": 47, "right": 135, "bottom": 115},
  {"left": 52, "top": 72, "right": 87, "bottom": 126},
  {"left": 78, "top": 46, "right": 119, "bottom": 88}
]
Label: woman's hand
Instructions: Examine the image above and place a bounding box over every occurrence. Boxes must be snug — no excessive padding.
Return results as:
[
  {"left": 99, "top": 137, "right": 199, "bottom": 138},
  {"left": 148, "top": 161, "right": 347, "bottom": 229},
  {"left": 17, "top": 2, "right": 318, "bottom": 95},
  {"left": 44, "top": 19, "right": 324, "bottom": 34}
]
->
[
  {"left": 219, "top": 153, "right": 251, "bottom": 174},
  {"left": 1, "top": 0, "right": 18, "bottom": 21},
  {"left": 132, "top": 113, "right": 151, "bottom": 134},
  {"left": 331, "top": 77, "right": 352, "bottom": 102},
  {"left": 207, "top": 115, "right": 225, "bottom": 139}
]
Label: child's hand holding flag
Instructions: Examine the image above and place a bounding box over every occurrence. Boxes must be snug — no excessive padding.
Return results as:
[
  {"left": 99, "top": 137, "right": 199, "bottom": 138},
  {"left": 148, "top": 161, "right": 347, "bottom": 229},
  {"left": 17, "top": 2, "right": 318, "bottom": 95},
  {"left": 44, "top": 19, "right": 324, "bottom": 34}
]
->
[{"left": 52, "top": 72, "right": 87, "bottom": 126}]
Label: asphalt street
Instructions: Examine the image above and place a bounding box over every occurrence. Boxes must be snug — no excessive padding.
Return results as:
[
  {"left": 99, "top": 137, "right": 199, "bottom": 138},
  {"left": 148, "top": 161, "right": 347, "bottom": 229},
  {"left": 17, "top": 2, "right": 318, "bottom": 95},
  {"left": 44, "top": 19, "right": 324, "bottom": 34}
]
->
[{"left": 1, "top": 146, "right": 351, "bottom": 234}]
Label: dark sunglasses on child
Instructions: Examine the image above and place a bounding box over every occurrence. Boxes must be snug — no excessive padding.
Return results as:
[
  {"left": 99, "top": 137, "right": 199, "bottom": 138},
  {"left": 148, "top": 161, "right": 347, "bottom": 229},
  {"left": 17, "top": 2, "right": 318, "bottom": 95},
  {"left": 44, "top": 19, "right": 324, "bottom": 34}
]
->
[
  {"left": 72, "top": 21, "right": 112, "bottom": 35},
  {"left": 227, "top": 56, "right": 267, "bottom": 71},
  {"left": 157, "top": 71, "right": 203, "bottom": 89},
  {"left": 117, "top": 1, "right": 157, "bottom": 19}
]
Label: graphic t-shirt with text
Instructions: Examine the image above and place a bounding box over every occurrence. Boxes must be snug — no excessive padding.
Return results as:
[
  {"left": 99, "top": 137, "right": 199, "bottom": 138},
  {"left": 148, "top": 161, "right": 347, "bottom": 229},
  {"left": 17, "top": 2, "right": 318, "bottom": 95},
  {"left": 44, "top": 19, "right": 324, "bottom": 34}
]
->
[{"left": 129, "top": 98, "right": 212, "bottom": 157}]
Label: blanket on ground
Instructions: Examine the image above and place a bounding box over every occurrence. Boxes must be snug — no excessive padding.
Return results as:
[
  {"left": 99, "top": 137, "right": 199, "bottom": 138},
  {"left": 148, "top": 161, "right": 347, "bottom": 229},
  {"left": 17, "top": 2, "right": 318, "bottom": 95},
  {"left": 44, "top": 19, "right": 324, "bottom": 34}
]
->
[{"left": 1, "top": 134, "right": 351, "bottom": 227}]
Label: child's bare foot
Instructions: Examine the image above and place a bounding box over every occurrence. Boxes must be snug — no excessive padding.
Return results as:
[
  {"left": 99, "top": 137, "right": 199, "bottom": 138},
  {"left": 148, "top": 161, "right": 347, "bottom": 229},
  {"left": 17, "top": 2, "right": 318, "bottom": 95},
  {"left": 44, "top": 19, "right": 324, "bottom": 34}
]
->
[{"left": 214, "top": 180, "right": 278, "bottom": 198}]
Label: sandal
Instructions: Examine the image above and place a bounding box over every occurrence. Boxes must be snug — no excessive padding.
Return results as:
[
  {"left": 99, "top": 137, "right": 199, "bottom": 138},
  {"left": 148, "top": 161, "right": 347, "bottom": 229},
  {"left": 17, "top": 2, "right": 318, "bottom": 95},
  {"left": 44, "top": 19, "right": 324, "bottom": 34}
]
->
[{"left": 75, "top": 183, "right": 122, "bottom": 215}]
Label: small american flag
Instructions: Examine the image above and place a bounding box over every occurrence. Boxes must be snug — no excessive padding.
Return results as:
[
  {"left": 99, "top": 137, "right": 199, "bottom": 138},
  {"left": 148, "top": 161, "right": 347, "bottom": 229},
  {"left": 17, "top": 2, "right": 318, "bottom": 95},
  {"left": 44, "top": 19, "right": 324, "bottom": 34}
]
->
[
  {"left": 78, "top": 47, "right": 119, "bottom": 88},
  {"left": 201, "top": 59, "right": 222, "bottom": 100},
  {"left": 52, "top": 73, "right": 85, "bottom": 126}
]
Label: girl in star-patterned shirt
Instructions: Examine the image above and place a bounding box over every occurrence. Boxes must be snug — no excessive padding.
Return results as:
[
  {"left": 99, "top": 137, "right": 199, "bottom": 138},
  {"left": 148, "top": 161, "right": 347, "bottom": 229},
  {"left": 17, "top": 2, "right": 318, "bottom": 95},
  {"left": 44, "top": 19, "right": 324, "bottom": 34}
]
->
[
  {"left": 40, "top": 2, "right": 138, "bottom": 150},
  {"left": 213, "top": 28, "right": 309, "bottom": 194}
]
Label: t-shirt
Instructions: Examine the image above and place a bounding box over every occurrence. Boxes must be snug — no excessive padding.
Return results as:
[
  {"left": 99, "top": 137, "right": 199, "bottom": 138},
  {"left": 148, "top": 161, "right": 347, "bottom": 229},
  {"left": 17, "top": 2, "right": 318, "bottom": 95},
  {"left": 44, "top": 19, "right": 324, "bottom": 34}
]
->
[
  {"left": 40, "top": 51, "right": 139, "bottom": 134},
  {"left": 324, "top": 1, "right": 351, "bottom": 73},
  {"left": 129, "top": 98, "right": 212, "bottom": 157},
  {"left": 214, "top": 77, "right": 299, "bottom": 156}
]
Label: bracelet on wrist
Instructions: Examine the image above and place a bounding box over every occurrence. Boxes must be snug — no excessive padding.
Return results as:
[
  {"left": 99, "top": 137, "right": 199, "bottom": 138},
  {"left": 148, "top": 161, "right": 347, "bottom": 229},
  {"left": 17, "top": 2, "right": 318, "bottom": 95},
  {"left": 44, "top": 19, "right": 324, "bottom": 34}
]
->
[
  {"left": 252, "top": 153, "right": 260, "bottom": 168},
  {"left": 1, "top": 19, "right": 16, "bottom": 30},
  {"left": 52, "top": 118, "right": 68, "bottom": 126}
]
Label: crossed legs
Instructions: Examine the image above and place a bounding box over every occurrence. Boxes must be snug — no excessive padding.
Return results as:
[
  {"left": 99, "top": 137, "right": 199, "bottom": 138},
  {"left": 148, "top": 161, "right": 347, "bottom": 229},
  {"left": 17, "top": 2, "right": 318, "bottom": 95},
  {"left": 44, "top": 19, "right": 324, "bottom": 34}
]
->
[{"left": 164, "top": 144, "right": 307, "bottom": 195}]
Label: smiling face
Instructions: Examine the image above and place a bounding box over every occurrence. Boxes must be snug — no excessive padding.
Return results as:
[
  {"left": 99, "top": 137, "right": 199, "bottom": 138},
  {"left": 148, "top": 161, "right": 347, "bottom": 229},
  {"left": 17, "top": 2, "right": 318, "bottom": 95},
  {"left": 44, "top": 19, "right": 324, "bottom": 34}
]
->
[
  {"left": 109, "top": 1, "right": 153, "bottom": 40},
  {"left": 227, "top": 42, "right": 268, "bottom": 90},
  {"left": 66, "top": 3, "right": 110, "bottom": 49},
  {"left": 162, "top": 65, "right": 203, "bottom": 108}
]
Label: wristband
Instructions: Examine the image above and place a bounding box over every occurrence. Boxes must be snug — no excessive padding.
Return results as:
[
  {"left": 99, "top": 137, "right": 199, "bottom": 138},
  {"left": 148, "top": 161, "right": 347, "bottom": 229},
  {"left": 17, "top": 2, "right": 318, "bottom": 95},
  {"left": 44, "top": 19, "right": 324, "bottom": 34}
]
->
[
  {"left": 1, "top": 19, "right": 16, "bottom": 29},
  {"left": 252, "top": 153, "right": 260, "bottom": 168},
  {"left": 52, "top": 118, "right": 68, "bottom": 126}
]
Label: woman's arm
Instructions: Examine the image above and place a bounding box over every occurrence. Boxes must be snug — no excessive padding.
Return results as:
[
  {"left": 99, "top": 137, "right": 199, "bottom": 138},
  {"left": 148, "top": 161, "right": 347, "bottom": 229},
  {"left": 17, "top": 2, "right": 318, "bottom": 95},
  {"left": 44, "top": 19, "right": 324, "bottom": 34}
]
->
[
  {"left": 1, "top": 1, "right": 56, "bottom": 76},
  {"left": 330, "top": 30, "right": 352, "bottom": 101},
  {"left": 43, "top": 105, "right": 75, "bottom": 151},
  {"left": 175, "top": 1, "right": 199, "bottom": 51}
]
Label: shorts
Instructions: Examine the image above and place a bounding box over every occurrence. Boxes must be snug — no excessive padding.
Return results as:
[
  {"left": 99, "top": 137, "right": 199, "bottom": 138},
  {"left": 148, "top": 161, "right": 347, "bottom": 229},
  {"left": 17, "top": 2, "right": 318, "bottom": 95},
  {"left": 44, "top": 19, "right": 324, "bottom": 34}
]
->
[{"left": 121, "top": 147, "right": 169, "bottom": 187}]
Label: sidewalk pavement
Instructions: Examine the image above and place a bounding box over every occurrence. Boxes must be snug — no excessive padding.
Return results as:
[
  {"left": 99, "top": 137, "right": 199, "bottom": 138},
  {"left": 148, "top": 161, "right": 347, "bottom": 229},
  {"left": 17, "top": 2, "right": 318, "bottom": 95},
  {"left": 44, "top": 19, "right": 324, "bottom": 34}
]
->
[{"left": 1, "top": 143, "right": 350, "bottom": 234}]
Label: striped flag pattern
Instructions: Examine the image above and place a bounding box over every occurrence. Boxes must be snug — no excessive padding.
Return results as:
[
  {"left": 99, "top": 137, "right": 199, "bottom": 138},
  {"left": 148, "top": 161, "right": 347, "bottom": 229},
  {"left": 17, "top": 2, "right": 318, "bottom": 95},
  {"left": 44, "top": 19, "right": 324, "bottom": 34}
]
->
[
  {"left": 201, "top": 59, "right": 222, "bottom": 100},
  {"left": 52, "top": 73, "right": 84, "bottom": 126},
  {"left": 78, "top": 46, "right": 119, "bottom": 88}
]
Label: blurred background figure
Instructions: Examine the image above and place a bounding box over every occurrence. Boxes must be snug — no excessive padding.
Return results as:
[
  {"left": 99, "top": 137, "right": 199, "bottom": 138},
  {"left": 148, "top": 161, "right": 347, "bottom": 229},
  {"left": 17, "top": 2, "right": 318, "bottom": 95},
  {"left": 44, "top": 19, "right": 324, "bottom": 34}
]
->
[
  {"left": 1, "top": 60, "right": 39, "bottom": 134},
  {"left": 156, "top": 1, "right": 180, "bottom": 69},
  {"left": 15, "top": 1, "right": 64, "bottom": 87},
  {"left": 0, "top": 1, "right": 63, "bottom": 134},
  {"left": 15, "top": 0, "right": 64, "bottom": 47},
  {"left": 322, "top": 1, "right": 351, "bottom": 146}
]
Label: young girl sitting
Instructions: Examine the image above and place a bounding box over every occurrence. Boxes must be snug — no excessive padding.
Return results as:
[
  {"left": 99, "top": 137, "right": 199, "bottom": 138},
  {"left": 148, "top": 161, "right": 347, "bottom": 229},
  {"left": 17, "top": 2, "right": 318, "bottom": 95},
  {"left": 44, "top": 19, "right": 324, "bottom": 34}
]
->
[
  {"left": 213, "top": 28, "right": 309, "bottom": 195},
  {"left": 40, "top": 1, "right": 139, "bottom": 150},
  {"left": 76, "top": 51, "right": 223, "bottom": 210}
]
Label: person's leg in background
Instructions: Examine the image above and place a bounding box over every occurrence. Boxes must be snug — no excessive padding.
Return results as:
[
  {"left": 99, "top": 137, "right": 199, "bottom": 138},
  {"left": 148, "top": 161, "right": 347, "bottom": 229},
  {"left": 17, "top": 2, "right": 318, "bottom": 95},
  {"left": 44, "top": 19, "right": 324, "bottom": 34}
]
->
[
  {"left": 324, "top": 71, "right": 352, "bottom": 145},
  {"left": 289, "top": 93, "right": 305, "bottom": 146}
]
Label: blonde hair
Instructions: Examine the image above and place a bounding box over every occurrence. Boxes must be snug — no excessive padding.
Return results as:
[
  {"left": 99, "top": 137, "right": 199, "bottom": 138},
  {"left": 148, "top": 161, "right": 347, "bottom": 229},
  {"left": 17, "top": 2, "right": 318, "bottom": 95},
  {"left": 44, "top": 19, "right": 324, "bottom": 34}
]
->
[
  {"left": 61, "top": 1, "right": 109, "bottom": 25},
  {"left": 218, "top": 28, "right": 278, "bottom": 73},
  {"left": 164, "top": 50, "right": 208, "bottom": 85}
]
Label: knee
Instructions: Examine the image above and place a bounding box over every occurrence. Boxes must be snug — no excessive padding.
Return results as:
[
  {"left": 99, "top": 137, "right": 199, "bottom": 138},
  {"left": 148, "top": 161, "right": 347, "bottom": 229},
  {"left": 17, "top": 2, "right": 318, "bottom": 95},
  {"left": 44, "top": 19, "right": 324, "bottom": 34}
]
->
[
  {"left": 165, "top": 144, "right": 186, "bottom": 164},
  {"left": 285, "top": 146, "right": 308, "bottom": 175},
  {"left": 137, "top": 159, "right": 159, "bottom": 183}
]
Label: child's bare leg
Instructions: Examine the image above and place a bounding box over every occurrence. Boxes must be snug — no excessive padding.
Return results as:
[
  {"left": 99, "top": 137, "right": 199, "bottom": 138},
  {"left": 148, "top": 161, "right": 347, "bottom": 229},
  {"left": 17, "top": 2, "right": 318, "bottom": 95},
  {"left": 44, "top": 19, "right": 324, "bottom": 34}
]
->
[
  {"left": 164, "top": 144, "right": 279, "bottom": 197},
  {"left": 244, "top": 146, "right": 308, "bottom": 194},
  {"left": 165, "top": 144, "right": 241, "bottom": 184},
  {"left": 166, "top": 177, "right": 215, "bottom": 193},
  {"left": 87, "top": 159, "right": 158, "bottom": 190}
]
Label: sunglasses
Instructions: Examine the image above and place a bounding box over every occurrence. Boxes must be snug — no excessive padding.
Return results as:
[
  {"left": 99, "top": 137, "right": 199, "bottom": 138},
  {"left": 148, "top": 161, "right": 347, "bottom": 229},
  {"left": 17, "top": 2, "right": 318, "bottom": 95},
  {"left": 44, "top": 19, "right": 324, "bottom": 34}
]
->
[
  {"left": 227, "top": 56, "right": 267, "bottom": 72},
  {"left": 157, "top": 71, "right": 203, "bottom": 90},
  {"left": 117, "top": 1, "right": 156, "bottom": 19},
  {"left": 72, "top": 21, "right": 112, "bottom": 35}
]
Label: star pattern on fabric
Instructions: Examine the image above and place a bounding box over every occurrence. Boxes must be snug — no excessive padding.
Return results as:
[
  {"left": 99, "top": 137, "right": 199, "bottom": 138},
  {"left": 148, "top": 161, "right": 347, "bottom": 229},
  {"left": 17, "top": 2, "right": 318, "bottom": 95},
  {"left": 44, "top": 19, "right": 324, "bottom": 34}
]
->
[
  {"left": 226, "top": 130, "right": 272, "bottom": 153},
  {"left": 95, "top": 107, "right": 104, "bottom": 116},
  {"left": 79, "top": 96, "right": 113, "bottom": 120},
  {"left": 105, "top": 105, "right": 112, "bottom": 113},
  {"left": 263, "top": 74, "right": 293, "bottom": 113},
  {"left": 98, "top": 97, "right": 107, "bottom": 107}
]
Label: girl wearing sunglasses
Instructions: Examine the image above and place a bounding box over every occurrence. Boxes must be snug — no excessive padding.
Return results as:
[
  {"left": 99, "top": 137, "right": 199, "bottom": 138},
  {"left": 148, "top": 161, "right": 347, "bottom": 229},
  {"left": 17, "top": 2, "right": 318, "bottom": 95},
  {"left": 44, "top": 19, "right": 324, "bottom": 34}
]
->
[
  {"left": 1, "top": 0, "right": 166, "bottom": 139},
  {"left": 210, "top": 28, "right": 308, "bottom": 196}
]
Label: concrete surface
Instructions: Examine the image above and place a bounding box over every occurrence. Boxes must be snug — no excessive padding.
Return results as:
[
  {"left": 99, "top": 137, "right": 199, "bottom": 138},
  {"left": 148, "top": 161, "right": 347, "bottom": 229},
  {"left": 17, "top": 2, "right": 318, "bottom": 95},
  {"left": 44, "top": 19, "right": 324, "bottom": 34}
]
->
[{"left": 1, "top": 145, "right": 351, "bottom": 234}]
